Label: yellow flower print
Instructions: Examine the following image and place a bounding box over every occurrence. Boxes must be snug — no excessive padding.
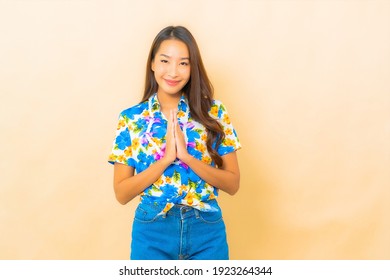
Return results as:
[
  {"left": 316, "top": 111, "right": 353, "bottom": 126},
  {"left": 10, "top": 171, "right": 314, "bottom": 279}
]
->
[
  {"left": 108, "top": 154, "right": 117, "bottom": 162},
  {"left": 117, "top": 119, "right": 126, "bottom": 130},
  {"left": 196, "top": 142, "right": 206, "bottom": 153},
  {"left": 166, "top": 177, "right": 172, "bottom": 184},
  {"left": 178, "top": 184, "right": 187, "bottom": 195},
  {"left": 225, "top": 128, "right": 233, "bottom": 135},
  {"left": 124, "top": 147, "right": 132, "bottom": 157},
  {"left": 162, "top": 202, "right": 173, "bottom": 213},
  {"left": 142, "top": 110, "right": 150, "bottom": 117},
  {"left": 152, "top": 137, "right": 162, "bottom": 146},
  {"left": 223, "top": 113, "right": 231, "bottom": 124},
  {"left": 210, "top": 105, "right": 218, "bottom": 117},
  {"left": 118, "top": 155, "right": 126, "bottom": 163},
  {"left": 223, "top": 138, "right": 235, "bottom": 146},
  {"left": 177, "top": 110, "right": 185, "bottom": 118},
  {"left": 155, "top": 177, "right": 164, "bottom": 186},
  {"left": 185, "top": 192, "right": 196, "bottom": 206},
  {"left": 209, "top": 192, "right": 216, "bottom": 200},
  {"left": 132, "top": 138, "right": 140, "bottom": 150},
  {"left": 201, "top": 155, "right": 212, "bottom": 164},
  {"left": 201, "top": 133, "right": 207, "bottom": 142}
]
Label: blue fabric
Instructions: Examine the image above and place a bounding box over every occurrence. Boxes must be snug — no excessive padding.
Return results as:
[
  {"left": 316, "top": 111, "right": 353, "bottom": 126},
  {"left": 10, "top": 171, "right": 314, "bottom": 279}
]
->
[{"left": 130, "top": 199, "right": 229, "bottom": 260}]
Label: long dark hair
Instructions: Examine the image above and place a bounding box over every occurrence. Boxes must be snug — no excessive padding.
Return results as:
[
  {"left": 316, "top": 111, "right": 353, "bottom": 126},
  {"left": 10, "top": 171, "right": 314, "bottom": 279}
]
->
[{"left": 142, "top": 26, "right": 225, "bottom": 167}]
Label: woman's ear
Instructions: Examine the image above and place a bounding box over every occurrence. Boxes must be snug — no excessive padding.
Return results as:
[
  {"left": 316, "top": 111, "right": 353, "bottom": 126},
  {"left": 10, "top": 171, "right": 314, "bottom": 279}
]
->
[{"left": 151, "top": 60, "right": 155, "bottom": 72}]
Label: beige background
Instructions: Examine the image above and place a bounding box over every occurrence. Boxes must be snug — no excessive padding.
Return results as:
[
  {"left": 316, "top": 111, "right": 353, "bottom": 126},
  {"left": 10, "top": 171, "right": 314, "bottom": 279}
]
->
[{"left": 1, "top": 0, "right": 389, "bottom": 259}]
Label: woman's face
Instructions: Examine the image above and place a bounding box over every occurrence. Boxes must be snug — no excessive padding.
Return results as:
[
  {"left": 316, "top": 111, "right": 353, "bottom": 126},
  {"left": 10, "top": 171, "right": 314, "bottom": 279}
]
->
[{"left": 152, "top": 39, "right": 191, "bottom": 97}]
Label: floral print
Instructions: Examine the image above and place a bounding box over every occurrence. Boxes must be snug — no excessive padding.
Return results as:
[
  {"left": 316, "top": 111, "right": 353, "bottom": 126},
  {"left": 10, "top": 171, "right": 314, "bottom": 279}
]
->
[{"left": 108, "top": 93, "right": 241, "bottom": 214}]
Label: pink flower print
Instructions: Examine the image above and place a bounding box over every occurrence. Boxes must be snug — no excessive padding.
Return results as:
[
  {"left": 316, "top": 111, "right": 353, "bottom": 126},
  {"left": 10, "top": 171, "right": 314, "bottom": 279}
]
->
[
  {"left": 154, "top": 143, "right": 166, "bottom": 160},
  {"left": 187, "top": 141, "right": 196, "bottom": 149},
  {"left": 179, "top": 161, "right": 189, "bottom": 170},
  {"left": 141, "top": 132, "right": 153, "bottom": 146}
]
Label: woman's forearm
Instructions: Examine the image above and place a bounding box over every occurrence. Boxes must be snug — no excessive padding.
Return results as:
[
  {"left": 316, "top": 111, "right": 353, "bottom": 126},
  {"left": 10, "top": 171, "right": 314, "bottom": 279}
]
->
[
  {"left": 114, "top": 159, "right": 171, "bottom": 205},
  {"left": 114, "top": 117, "right": 177, "bottom": 205},
  {"left": 173, "top": 114, "right": 240, "bottom": 195},
  {"left": 181, "top": 153, "right": 240, "bottom": 195}
]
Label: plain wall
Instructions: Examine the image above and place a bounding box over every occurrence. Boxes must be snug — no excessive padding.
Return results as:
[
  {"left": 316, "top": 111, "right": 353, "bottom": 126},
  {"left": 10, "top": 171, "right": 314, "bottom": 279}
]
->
[{"left": 0, "top": 0, "right": 389, "bottom": 259}]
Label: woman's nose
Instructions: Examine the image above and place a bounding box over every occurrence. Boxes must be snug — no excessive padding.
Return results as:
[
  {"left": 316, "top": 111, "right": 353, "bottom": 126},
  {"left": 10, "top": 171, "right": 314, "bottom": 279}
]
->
[{"left": 167, "top": 64, "right": 178, "bottom": 77}]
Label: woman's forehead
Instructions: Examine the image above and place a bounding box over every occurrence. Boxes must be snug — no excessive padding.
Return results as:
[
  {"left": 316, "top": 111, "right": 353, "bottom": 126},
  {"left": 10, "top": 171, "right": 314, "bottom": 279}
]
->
[{"left": 156, "top": 39, "right": 189, "bottom": 59}]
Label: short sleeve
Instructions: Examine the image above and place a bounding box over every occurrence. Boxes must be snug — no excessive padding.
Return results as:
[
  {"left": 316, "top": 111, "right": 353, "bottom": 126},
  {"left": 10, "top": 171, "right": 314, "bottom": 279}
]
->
[
  {"left": 211, "top": 100, "right": 242, "bottom": 156},
  {"left": 108, "top": 112, "right": 135, "bottom": 167}
]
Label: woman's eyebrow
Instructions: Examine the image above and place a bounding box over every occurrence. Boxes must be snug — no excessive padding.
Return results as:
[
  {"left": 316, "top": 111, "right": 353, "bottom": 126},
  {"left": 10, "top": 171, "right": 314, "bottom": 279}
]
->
[{"left": 160, "top": 54, "right": 189, "bottom": 60}]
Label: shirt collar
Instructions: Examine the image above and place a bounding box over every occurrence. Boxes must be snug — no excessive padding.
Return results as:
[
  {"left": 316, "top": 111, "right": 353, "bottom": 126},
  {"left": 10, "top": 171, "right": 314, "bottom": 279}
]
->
[{"left": 149, "top": 93, "right": 189, "bottom": 115}]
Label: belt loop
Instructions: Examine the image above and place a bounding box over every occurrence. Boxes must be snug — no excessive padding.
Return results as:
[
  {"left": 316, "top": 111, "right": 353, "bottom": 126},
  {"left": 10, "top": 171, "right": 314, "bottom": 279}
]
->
[{"left": 194, "top": 209, "right": 200, "bottom": 219}]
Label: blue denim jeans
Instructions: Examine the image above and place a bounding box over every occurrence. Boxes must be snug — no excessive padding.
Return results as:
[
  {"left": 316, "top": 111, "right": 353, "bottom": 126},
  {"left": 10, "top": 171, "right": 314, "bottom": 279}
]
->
[{"left": 130, "top": 200, "right": 229, "bottom": 260}]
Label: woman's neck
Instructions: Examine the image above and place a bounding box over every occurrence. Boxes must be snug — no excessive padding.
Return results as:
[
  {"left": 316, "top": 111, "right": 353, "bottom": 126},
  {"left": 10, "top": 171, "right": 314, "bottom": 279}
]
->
[{"left": 157, "top": 92, "right": 181, "bottom": 111}]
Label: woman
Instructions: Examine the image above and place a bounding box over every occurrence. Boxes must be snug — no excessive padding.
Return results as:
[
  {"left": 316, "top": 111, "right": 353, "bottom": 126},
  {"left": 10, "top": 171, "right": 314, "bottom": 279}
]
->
[{"left": 108, "top": 26, "right": 241, "bottom": 260}]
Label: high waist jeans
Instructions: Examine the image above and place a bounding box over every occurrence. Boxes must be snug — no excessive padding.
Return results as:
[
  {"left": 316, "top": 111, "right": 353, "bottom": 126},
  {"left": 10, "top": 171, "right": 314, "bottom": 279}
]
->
[{"left": 130, "top": 200, "right": 229, "bottom": 260}]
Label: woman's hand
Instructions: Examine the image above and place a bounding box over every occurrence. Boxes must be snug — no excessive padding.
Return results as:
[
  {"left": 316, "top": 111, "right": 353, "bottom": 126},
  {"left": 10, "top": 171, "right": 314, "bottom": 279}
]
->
[
  {"left": 162, "top": 110, "right": 177, "bottom": 164},
  {"left": 174, "top": 110, "right": 191, "bottom": 163}
]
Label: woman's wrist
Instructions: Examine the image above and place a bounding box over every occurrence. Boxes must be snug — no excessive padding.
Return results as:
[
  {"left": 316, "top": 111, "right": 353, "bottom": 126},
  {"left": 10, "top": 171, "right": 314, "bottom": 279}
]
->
[
  {"left": 180, "top": 153, "right": 194, "bottom": 166},
  {"left": 159, "top": 156, "right": 174, "bottom": 168}
]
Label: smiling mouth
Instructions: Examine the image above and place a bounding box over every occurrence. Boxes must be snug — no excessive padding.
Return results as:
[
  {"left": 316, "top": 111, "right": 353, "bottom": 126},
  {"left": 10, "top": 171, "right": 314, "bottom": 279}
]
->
[{"left": 165, "top": 79, "right": 180, "bottom": 86}]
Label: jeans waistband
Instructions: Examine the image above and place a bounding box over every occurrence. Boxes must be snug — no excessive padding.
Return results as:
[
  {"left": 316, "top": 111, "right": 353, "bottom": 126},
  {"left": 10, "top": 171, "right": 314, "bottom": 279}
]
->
[{"left": 138, "top": 200, "right": 220, "bottom": 219}]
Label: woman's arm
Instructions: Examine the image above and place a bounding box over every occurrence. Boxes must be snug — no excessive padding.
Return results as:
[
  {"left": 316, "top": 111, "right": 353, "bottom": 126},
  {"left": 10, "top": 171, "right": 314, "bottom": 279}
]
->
[
  {"left": 113, "top": 159, "right": 171, "bottom": 204},
  {"left": 174, "top": 112, "right": 240, "bottom": 195},
  {"left": 181, "top": 152, "right": 240, "bottom": 195},
  {"left": 113, "top": 111, "right": 177, "bottom": 205}
]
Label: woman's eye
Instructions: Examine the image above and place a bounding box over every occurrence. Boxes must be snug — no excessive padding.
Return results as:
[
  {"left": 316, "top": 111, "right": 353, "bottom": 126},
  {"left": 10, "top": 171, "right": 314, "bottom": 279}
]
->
[
  {"left": 160, "top": 60, "right": 168, "bottom": 63},
  {"left": 180, "top": 62, "right": 189, "bottom": 66}
]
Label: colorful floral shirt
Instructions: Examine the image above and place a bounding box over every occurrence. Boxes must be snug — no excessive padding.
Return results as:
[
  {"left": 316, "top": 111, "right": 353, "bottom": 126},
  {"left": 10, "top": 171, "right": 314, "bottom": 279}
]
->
[{"left": 108, "top": 93, "right": 241, "bottom": 214}]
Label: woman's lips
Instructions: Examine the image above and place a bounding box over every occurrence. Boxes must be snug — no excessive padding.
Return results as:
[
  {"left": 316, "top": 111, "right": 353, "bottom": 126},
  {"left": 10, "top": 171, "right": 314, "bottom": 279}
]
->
[{"left": 165, "top": 79, "right": 180, "bottom": 86}]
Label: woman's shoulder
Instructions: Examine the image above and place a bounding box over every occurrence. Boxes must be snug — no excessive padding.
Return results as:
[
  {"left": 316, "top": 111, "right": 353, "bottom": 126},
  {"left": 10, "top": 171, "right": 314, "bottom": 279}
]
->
[
  {"left": 119, "top": 100, "right": 148, "bottom": 119},
  {"left": 211, "top": 98, "right": 229, "bottom": 109},
  {"left": 209, "top": 99, "right": 229, "bottom": 119}
]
